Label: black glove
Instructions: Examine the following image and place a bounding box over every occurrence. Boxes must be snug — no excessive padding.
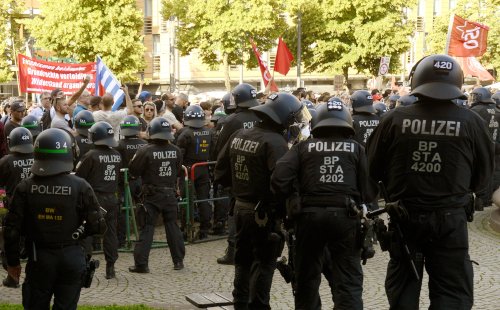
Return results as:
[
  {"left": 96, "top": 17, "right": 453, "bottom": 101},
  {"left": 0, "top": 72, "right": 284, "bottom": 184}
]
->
[{"left": 385, "top": 201, "right": 408, "bottom": 222}]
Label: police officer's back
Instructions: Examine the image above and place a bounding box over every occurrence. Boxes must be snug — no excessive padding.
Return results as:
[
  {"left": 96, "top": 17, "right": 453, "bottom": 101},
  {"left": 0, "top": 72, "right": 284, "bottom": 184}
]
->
[
  {"left": 366, "top": 55, "right": 494, "bottom": 310},
  {"left": 74, "top": 110, "right": 95, "bottom": 162},
  {"left": 272, "top": 99, "right": 376, "bottom": 309},
  {"left": 128, "top": 117, "right": 185, "bottom": 272},
  {"left": 75, "top": 121, "right": 121, "bottom": 279},
  {"left": 214, "top": 92, "right": 302, "bottom": 309},
  {"left": 3, "top": 128, "right": 106, "bottom": 309},
  {"left": 350, "top": 91, "right": 380, "bottom": 147}
]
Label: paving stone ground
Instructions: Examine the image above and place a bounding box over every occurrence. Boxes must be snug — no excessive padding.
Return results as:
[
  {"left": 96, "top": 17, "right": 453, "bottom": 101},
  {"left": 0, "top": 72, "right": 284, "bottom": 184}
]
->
[{"left": 0, "top": 207, "right": 499, "bottom": 309}]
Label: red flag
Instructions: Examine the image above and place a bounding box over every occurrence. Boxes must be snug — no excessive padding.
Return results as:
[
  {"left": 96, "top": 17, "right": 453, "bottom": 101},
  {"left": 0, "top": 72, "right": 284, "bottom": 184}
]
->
[
  {"left": 454, "top": 56, "right": 494, "bottom": 81},
  {"left": 249, "top": 38, "right": 278, "bottom": 92},
  {"left": 448, "top": 15, "right": 489, "bottom": 57},
  {"left": 274, "top": 37, "right": 294, "bottom": 76}
]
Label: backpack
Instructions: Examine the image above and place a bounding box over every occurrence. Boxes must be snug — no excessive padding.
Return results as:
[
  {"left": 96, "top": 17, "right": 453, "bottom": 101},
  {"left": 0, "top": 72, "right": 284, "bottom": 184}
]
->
[{"left": 40, "top": 109, "right": 52, "bottom": 131}]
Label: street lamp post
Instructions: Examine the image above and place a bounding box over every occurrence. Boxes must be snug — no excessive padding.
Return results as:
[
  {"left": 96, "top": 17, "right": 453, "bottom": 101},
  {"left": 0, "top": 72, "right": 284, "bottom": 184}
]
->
[{"left": 296, "top": 10, "right": 302, "bottom": 88}]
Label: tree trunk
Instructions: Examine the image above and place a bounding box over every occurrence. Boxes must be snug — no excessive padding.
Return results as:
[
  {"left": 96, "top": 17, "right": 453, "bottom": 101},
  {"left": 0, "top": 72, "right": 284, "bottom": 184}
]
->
[
  {"left": 223, "top": 53, "right": 231, "bottom": 91},
  {"left": 343, "top": 66, "right": 349, "bottom": 91}
]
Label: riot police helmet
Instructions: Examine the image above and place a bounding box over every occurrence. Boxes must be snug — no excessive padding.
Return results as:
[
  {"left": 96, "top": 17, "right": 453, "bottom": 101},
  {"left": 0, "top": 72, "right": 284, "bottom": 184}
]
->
[
  {"left": 396, "top": 95, "right": 418, "bottom": 107},
  {"left": 221, "top": 93, "right": 235, "bottom": 113},
  {"left": 302, "top": 99, "right": 315, "bottom": 109},
  {"left": 74, "top": 110, "right": 95, "bottom": 137},
  {"left": 21, "top": 114, "right": 42, "bottom": 138},
  {"left": 351, "top": 90, "right": 376, "bottom": 113},
  {"left": 492, "top": 91, "right": 500, "bottom": 105},
  {"left": 32, "top": 128, "right": 73, "bottom": 176},
  {"left": 8, "top": 127, "right": 34, "bottom": 154},
  {"left": 148, "top": 117, "right": 174, "bottom": 141},
  {"left": 409, "top": 54, "right": 465, "bottom": 100},
  {"left": 250, "top": 92, "right": 303, "bottom": 129},
  {"left": 453, "top": 98, "right": 468, "bottom": 108},
  {"left": 311, "top": 98, "right": 354, "bottom": 135},
  {"left": 183, "top": 105, "right": 205, "bottom": 128},
  {"left": 470, "top": 87, "right": 494, "bottom": 104},
  {"left": 211, "top": 107, "right": 226, "bottom": 123},
  {"left": 388, "top": 94, "right": 400, "bottom": 106},
  {"left": 120, "top": 115, "right": 141, "bottom": 137},
  {"left": 88, "top": 121, "right": 118, "bottom": 147},
  {"left": 231, "top": 83, "right": 259, "bottom": 108},
  {"left": 373, "top": 102, "right": 388, "bottom": 116}
]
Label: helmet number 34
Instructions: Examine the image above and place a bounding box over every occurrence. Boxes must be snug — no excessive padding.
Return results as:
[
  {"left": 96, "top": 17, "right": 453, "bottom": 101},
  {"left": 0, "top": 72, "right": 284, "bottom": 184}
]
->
[{"left": 55, "top": 141, "right": 67, "bottom": 149}]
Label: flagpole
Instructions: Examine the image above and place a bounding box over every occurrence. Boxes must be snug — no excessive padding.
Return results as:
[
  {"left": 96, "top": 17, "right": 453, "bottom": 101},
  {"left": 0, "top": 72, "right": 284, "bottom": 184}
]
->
[{"left": 444, "top": 14, "right": 455, "bottom": 55}]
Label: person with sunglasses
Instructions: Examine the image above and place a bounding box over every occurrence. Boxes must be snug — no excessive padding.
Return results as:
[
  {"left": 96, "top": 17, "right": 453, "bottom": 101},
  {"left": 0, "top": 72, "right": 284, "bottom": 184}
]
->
[
  {"left": 142, "top": 102, "right": 157, "bottom": 126},
  {"left": 130, "top": 99, "right": 148, "bottom": 132}
]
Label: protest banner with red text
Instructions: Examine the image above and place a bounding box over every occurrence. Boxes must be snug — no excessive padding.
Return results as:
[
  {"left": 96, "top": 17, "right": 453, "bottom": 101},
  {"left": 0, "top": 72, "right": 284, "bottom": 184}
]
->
[{"left": 18, "top": 54, "right": 96, "bottom": 94}]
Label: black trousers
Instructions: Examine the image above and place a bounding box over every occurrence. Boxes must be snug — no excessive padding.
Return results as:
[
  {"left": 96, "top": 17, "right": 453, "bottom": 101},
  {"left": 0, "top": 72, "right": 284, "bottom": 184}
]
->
[
  {"left": 133, "top": 190, "right": 185, "bottom": 266},
  {"left": 95, "top": 193, "right": 119, "bottom": 264},
  {"left": 385, "top": 207, "right": 473, "bottom": 310},
  {"left": 294, "top": 207, "right": 362, "bottom": 310},
  {"left": 22, "top": 245, "right": 86, "bottom": 310},
  {"left": 233, "top": 201, "right": 282, "bottom": 310}
]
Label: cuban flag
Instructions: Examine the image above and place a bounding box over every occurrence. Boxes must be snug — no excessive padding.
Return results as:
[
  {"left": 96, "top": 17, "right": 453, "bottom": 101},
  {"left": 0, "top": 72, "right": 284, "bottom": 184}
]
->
[{"left": 95, "top": 56, "right": 124, "bottom": 111}]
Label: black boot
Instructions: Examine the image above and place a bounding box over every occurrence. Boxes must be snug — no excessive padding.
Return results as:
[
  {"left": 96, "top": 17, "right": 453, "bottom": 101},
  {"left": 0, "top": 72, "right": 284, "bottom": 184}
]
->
[
  {"left": 105, "top": 263, "right": 115, "bottom": 279},
  {"left": 217, "top": 245, "right": 235, "bottom": 265}
]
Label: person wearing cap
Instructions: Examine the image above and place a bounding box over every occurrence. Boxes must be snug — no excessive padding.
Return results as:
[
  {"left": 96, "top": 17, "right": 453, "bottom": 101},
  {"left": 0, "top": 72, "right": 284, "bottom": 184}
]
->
[
  {"left": 366, "top": 54, "right": 493, "bottom": 309},
  {"left": 3, "top": 128, "right": 106, "bottom": 309},
  {"left": 4, "top": 100, "right": 26, "bottom": 139},
  {"left": 128, "top": 117, "right": 185, "bottom": 273}
]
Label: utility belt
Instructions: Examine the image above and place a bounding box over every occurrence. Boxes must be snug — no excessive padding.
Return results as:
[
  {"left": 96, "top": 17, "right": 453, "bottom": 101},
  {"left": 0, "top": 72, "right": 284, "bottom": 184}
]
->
[
  {"left": 301, "top": 194, "right": 353, "bottom": 209},
  {"left": 142, "top": 184, "right": 174, "bottom": 196},
  {"left": 234, "top": 199, "right": 258, "bottom": 210},
  {"left": 301, "top": 206, "right": 349, "bottom": 216},
  {"left": 35, "top": 241, "right": 80, "bottom": 250}
]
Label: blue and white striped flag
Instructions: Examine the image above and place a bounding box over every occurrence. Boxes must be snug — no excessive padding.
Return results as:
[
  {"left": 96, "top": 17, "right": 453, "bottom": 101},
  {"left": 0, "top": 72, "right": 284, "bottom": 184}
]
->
[{"left": 95, "top": 56, "right": 124, "bottom": 111}]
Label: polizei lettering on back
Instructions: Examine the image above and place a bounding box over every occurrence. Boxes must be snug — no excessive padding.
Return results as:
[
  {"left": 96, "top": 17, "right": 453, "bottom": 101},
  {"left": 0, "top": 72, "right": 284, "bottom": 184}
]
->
[
  {"left": 152, "top": 151, "right": 177, "bottom": 159},
  {"left": 231, "top": 137, "right": 260, "bottom": 154},
  {"left": 98, "top": 155, "right": 121, "bottom": 163},
  {"left": 307, "top": 142, "right": 355, "bottom": 153},
  {"left": 31, "top": 185, "right": 72, "bottom": 195},
  {"left": 402, "top": 119, "right": 461, "bottom": 136}
]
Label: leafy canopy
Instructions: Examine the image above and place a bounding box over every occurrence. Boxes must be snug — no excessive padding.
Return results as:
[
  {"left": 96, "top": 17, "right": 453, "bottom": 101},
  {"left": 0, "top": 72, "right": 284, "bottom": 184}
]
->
[
  {"left": 0, "top": 0, "right": 24, "bottom": 83},
  {"left": 26, "top": 0, "right": 145, "bottom": 82}
]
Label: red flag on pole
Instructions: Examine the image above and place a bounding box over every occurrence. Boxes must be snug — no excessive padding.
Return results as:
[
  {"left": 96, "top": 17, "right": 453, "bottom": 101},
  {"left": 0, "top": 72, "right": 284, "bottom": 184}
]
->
[
  {"left": 274, "top": 37, "right": 294, "bottom": 76},
  {"left": 447, "top": 15, "right": 489, "bottom": 57},
  {"left": 249, "top": 38, "right": 278, "bottom": 92},
  {"left": 453, "top": 56, "right": 494, "bottom": 81}
]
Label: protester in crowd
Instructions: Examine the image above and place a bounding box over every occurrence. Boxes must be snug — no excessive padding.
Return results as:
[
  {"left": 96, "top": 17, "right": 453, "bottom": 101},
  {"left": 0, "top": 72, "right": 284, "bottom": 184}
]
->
[
  {"left": 93, "top": 85, "right": 134, "bottom": 141},
  {"left": 29, "top": 91, "right": 51, "bottom": 120},
  {"left": 172, "top": 93, "right": 189, "bottom": 123},
  {"left": 72, "top": 90, "right": 91, "bottom": 119},
  {"left": 89, "top": 95, "right": 102, "bottom": 112},
  {"left": 1, "top": 101, "right": 11, "bottom": 124},
  {"left": 143, "top": 101, "right": 157, "bottom": 126},
  {"left": 130, "top": 98, "right": 148, "bottom": 132},
  {"left": 4, "top": 100, "right": 26, "bottom": 138},
  {"left": 51, "top": 93, "right": 77, "bottom": 135},
  {"left": 199, "top": 101, "right": 213, "bottom": 128},
  {"left": 162, "top": 92, "right": 183, "bottom": 131}
]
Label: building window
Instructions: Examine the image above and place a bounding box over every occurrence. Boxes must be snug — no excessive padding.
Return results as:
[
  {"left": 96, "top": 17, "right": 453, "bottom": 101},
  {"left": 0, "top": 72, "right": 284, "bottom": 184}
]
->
[
  {"left": 449, "top": 0, "right": 456, "bottom": 9},
  {"left": 418, "top": 0, "right": 426, "bottom": 16},
  {"left": 145, "top": 0, "right": 152, "bottom": 17},
  {"left": 153, "top": 35, "right": 160, "bottom": 56},
  {"left": 434, "top": 0, "right": 442, "bottom": 16}
]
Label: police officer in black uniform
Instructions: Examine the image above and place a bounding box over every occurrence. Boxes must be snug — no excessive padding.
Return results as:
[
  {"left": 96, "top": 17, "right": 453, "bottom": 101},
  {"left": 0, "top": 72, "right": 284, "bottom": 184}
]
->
[
  {"left": 21, "top": 115, "right": 42, "bottom": 141},
  {"left": 116, "top": 115, "right": 148, "bottom": 247},
  {"left": 214, "top": 83, "right": 261, "bottom": 265},
  {"left": 351, "top": 91, "right": 380, "bottom": 147},
  {"left": 176, "top": 105, "right": 213, "bottom": 239},
  {"left": 0, "top": 127, "right": 34, "bottom": 288},
  {"left": 366, "top": 54, "right": 494, "bottom": 310},
  {"left": 74, "top": 110, "right": 95, "bottom": 162},
  {"left": 215, "top": 92, "right": 302, "bottom": 310},
  {"left": 75, "top": 121, "right": 121, "bottom": 279},
  {"left": 469, "top": 87, "right": 497, "bottom": 210},
  {"left": 3, "top": 128, "right": 106, "bottom": 309},
  {"left": 272, "top": 99, "right": 376, "bottom": 310},
  {"left": 128, "top": 117, "right": 185, "bottom": 272}
]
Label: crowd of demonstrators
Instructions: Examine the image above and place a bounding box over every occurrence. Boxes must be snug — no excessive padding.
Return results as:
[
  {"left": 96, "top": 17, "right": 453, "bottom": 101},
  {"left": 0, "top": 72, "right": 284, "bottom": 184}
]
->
[{"left": 0, "top": 54, "right": 499, "bottom": 310}]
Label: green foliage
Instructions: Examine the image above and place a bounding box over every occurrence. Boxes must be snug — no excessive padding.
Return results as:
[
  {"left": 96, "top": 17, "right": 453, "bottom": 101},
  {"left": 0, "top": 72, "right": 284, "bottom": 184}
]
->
[
  {"left": 0, "top": 0, "right": 24, "bottom": 83},
  {"left": 26, "top": 0, "right": 145, "bottom": 82},
  {"left": 427, "top": 0, "right": 500, "bottom": 74},
  {"left": 161, "top": 0, "right": 287, "bottom": 71},
  {"left": 284, "top": 0, "right": 415, "bottom": 78}
]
